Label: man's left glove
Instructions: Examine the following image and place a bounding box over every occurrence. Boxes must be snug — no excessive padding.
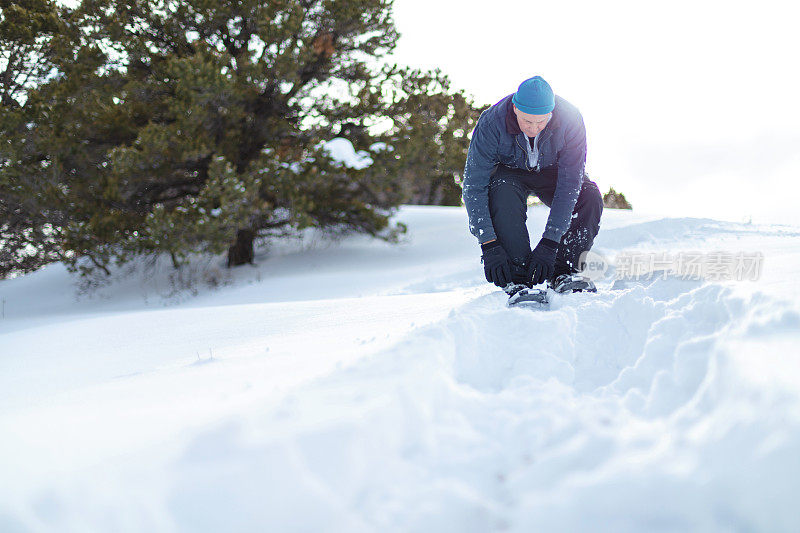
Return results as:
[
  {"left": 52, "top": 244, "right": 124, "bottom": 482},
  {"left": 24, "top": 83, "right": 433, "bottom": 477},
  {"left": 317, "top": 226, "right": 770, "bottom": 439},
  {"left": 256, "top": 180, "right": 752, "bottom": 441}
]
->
[{"left": 481, "top": 240, "right": 512, "bottom": 287}]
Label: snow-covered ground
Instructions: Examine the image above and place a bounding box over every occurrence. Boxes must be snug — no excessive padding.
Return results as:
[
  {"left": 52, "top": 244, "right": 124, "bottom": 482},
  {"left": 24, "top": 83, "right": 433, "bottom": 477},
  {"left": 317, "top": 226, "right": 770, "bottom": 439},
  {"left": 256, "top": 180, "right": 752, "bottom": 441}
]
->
[{"left": 1, "top": 206, "right": 799, "bottom": 532}]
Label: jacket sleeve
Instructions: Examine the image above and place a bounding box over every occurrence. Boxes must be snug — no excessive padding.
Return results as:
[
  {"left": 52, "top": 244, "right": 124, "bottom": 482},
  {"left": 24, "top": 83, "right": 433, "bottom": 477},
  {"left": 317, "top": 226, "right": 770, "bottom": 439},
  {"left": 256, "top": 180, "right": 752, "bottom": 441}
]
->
[
  {"left": 542, "top": 113, "right": 586, "bottom": 242},
  {"left": 462, "top": 115, "right": 500, "bottom": 243}
]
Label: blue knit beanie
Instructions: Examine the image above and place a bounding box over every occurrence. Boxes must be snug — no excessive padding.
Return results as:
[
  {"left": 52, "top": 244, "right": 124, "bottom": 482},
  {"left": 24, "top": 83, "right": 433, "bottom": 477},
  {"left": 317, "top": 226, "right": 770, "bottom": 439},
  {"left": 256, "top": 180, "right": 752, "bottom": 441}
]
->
[{"left": 512, "top": 76, "right": 555, "bottom": 115}]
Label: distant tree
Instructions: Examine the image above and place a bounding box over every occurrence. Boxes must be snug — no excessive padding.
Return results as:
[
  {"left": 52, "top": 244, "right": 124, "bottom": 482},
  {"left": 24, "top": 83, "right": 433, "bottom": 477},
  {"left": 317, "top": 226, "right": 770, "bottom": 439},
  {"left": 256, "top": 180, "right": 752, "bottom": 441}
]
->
[
  {"left": 1, "top": 0, "right": 474, "bottom": 279},
  {"left": 603, "top": 187, "right": 633, "bottom": 209},
  {"left": 527, "top": 196, "right": 543, "bottom": 207}
]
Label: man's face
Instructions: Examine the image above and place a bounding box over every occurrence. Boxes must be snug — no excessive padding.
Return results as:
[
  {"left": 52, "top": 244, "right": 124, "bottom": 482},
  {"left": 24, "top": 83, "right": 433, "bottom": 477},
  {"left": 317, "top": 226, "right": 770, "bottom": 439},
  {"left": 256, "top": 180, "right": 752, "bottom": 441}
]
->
[{"left": 513, "top": 105, "right": 552, "bottom": 137}]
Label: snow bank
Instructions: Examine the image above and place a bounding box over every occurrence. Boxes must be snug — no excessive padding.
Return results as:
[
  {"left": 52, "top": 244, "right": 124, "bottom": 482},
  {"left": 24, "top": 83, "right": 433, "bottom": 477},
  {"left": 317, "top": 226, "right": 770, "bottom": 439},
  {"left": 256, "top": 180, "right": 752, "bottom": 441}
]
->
[
  {"left": 161, "top": 278, "right": 800, "bottom": 532},
  {"left": 1, "top": 206, "right": 799, "bottom": 532}
]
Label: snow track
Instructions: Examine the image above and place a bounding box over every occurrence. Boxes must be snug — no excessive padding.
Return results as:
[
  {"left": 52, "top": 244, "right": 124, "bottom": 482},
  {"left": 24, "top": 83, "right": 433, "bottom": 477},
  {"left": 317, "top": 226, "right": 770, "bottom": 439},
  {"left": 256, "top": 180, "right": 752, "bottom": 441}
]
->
[{"left": 165, "top": 277, "right": 800, "bottom": 532}]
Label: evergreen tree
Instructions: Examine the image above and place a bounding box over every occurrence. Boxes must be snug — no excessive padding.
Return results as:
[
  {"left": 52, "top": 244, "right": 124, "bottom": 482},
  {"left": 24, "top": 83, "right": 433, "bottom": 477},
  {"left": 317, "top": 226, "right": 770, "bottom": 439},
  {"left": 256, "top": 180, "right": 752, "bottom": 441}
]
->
[
  {"left": 365, "top": 68, "right": 481, "bottom": 206},
  {"left": 603, "top": 187, "right": 633, "bottom": 209},
  {"left": 3, "top": 0, "right": 477, "bottom": 278},
  {"left": 0, "top": 0, "right": 65, "bottom": 277}
]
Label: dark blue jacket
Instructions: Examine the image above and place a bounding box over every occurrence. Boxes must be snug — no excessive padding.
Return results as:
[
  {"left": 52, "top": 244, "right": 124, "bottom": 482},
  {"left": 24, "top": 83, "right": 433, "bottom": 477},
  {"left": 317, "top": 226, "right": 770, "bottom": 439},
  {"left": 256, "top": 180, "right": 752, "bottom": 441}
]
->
[{"left": 462, "top": 93, "right": 587, "bottom": 244}]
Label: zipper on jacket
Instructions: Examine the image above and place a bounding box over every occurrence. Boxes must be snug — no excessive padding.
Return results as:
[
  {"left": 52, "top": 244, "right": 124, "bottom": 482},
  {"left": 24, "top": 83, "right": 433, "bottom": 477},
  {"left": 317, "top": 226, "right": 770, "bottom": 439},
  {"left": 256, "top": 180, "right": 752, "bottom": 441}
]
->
[
  {"left": 515, "top": 135, "right": 531, "bottom": 171},
  {"left": 518, "top": 119, "right": 553, "bottom": 172}
]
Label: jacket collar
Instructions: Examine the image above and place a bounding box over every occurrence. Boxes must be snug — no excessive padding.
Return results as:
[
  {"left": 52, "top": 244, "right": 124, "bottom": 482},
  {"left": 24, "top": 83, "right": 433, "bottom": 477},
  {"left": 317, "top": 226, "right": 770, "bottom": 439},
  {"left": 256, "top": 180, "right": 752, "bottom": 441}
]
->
[{"left": 504, "top": 95, "right": 522, "bottom": 135}]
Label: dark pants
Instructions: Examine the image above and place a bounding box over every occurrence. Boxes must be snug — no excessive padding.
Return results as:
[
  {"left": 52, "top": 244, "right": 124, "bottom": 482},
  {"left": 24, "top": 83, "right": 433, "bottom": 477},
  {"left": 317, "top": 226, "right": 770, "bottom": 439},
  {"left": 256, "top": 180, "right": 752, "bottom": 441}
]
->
[{"left": 488, "top": 165, "right": 603, "bottom": 281}]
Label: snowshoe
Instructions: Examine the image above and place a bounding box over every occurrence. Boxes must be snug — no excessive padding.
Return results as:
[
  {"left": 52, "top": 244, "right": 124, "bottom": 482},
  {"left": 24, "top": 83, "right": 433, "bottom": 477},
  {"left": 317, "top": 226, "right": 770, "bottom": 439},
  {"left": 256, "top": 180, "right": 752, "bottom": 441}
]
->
[
  {"left": 505, "top": 283, "right": 549, "bottom": 307},
  {"left": 548, "top": 273, "right": 597, "bottom": 294}
]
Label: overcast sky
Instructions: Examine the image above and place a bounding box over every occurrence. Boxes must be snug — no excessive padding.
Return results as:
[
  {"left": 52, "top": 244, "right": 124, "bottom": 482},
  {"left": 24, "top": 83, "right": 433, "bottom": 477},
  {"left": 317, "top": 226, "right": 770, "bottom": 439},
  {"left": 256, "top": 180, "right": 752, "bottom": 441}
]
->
[{"left": 387, "top": 0, "right": 800, "bottom": 225}]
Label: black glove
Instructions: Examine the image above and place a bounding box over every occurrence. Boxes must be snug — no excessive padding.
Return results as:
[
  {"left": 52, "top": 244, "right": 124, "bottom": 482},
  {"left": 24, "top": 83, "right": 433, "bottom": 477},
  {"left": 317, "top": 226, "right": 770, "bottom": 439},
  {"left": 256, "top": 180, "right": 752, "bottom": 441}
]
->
[
  {"left": 480, "top": 240, "right": 512, "bottom": 287},
  {"left": 525, "top": 238, "right": 559, "bottom": 286}
]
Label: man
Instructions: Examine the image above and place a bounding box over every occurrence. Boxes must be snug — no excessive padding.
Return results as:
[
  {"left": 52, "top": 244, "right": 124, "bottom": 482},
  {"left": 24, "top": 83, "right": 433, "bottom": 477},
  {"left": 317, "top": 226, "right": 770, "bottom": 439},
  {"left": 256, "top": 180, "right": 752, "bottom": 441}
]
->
[{"left": 462, "top": 75, "right": 603, "bottom": 294}]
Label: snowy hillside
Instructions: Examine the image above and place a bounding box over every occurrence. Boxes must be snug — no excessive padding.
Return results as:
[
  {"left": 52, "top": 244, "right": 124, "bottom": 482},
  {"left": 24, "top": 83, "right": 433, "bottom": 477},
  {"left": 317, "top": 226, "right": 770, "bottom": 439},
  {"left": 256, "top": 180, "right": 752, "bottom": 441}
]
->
[{"left": 2, "top": 206, "right": 800, "bottom": 532}]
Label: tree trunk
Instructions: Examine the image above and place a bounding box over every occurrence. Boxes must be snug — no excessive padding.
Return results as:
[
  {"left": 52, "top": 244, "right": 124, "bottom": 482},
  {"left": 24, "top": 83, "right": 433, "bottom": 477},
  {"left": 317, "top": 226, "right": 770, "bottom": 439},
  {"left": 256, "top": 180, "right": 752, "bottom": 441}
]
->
[{"left": 227, "top": 229, "right": 255, "bottom": 268}]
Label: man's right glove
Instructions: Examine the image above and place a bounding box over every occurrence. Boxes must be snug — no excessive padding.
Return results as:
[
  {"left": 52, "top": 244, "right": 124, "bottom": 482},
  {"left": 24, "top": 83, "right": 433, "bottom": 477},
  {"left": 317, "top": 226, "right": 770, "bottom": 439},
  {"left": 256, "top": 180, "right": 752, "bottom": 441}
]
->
[
  {"left": 481, "top": 240, "right": 512, "bottom": 287},
  {"left": 525, "top": 237, "right": 559, "bottom": 286}
]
